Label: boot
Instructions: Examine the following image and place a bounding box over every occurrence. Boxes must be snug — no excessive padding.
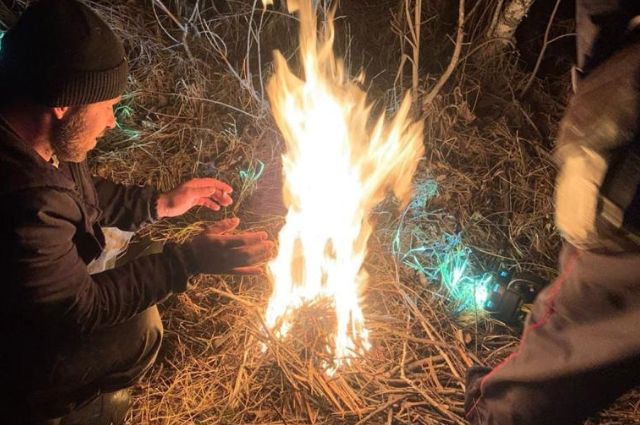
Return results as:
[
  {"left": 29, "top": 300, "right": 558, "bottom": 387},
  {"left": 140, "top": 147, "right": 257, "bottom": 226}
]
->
[{"left": 59, "top": 389, "right": 131, "bottom": 425}]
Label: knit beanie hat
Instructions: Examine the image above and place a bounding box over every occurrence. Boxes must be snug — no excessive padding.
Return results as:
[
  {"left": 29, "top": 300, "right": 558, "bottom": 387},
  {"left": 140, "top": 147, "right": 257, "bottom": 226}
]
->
[{"left": 0, "top": 0, "right": 128, "bottom": 107}]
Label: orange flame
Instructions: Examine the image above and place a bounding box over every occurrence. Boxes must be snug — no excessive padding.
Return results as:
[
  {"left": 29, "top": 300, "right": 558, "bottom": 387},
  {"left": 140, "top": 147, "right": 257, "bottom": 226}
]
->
[{"left": 263, "top": 0, "right": 424, "bottom": 374}]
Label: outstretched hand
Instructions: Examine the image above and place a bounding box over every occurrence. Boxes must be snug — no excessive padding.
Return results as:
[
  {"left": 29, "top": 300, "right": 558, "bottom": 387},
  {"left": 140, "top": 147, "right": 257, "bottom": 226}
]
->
[
  {"left": 187, "top": 217, "right": 275, "bottom": 275},
  {"left": 156, "top": 178, "right": 234, "bottom": 218}
]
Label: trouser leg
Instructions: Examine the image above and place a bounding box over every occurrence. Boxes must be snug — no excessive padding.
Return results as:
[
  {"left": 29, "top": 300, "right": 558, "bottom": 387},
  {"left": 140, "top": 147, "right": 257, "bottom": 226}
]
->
[
  {"left": 465, "top": 244, "right": 640, "bottom": 425},
  {"left": 21, "top": 306, "right": 163, "bottom": 422}
]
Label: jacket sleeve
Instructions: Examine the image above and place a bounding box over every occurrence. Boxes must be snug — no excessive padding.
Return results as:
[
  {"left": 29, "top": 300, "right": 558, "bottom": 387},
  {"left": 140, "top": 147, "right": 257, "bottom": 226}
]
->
[
  {"left": 577, "top": 0, "right": 640, "bottom": 74},
  {"left": 92, "top": 176, "right": 159, "bottom": 231},
  {"left": 7, "top": 188, "right": 191, "bottom": 335}
]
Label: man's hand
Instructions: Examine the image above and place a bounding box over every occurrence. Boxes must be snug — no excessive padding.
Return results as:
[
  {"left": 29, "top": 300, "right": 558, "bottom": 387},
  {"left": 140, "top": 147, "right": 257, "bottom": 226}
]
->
[
  {"left": 186, "top": 217, "right": 275, "bottom": 275},
  {"left": 156, "top": 178, "right": 234, "bottom": 218}
]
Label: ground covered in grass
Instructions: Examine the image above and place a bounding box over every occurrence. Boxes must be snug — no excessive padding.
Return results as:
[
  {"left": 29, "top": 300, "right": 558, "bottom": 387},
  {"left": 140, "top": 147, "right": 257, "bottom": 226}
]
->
[{"left": 3, "top": 0, "right": 640, "bottom": 423}]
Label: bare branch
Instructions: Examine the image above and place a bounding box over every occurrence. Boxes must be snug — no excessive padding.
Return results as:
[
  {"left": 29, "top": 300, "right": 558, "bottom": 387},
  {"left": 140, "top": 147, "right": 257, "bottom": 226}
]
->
[
  {"left": 0, "top": 1, "right": 17, "bottom": 29},
  {"left": 422, "top": 0, "right": 465, "bottom": 108},
  {"left": 520, "top": 0, "right": 562, "bottom": 97}
]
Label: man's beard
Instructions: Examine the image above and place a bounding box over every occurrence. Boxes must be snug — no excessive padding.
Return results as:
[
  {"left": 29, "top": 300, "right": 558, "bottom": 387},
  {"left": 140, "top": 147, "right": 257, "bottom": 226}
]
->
[{"left": 50, "top": 106, "right": 88, "bottom": 163}]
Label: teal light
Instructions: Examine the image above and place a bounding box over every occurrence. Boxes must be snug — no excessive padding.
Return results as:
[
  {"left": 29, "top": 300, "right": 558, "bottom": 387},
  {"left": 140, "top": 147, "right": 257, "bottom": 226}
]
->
[
  {"left": 0, "top": 31, "right": 5, "bottom": 53},
  {"left": 114, "top": 104, "right": 140, "bottom": 140},
  {"left": 436, "top": 247, "right": 493, "bottom": 311},
  {"left": 115, "top": 104, "right": 134, "bottom": 122},
  {"left": 474, "top": 282, "right": 490, "bottom": 307},
  {"left": 238, "top": 159, "right": 266, "bottom": 197},
  {"left": 239, "top": 159, "right": 265, "bottom": 185},
  {"left": 409, "top": 178, "right": 439, "bottom": 211},
  {"left": 119, "top": 128, "right": 141, "bottom": 140},
  {"left": 391, "top": 177, "right": 493, "bottom": 313}
]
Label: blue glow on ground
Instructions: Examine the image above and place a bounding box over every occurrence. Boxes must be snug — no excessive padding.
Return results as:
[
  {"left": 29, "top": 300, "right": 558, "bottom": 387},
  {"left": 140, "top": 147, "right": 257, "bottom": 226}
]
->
[
  {"left": 392, "top": 177, "right": 493, "bottom": 313},
  {"left": 239, "top": 159, "right": 265, "bottom": 184},
  {"left": 239, "top": 159, "right": 266, "bottom": 194},
  {"left": 114, "top": 104, "right": 141, "bottom": 140}
]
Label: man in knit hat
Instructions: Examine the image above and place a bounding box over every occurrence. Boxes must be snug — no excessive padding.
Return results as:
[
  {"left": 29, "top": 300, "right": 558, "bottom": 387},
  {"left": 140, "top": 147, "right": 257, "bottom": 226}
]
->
[{"left": 0, "top": 0, "right": 275, "bottom": 423}]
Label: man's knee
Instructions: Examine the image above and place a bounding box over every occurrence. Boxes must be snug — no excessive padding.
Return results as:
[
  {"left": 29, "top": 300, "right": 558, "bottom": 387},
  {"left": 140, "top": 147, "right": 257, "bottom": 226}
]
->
[
  {"left": 102, "top": 306, "right": 163, "bottom": 388},
  {"left": 17, "top": 307, "right": 163, "bottom": 420},
  {"left": 139, "top": 305, "right": 163, "bottom": 367},
  {"left": 130, "top": 305, "right": 163, "bottom": 355}
]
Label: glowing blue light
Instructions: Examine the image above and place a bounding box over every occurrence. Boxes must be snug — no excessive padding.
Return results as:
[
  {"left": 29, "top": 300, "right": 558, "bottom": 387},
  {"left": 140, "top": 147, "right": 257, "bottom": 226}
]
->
[
  {"left": 436, "top": 247, "right": 493, "bottom": 312},
  {"left": 409, "top": 178, "right": 439, "bottom": 212},
  {"left": 390, "top": 177, "right": 494, "bottom": 313},
  {"left": 114, "top": 104, "right": 140, "bottom": 140},
  {"left": 474, "top": 283, "right": 490, "bottom": 307},
  {"left": 115, "top": 104, "right": 134, "bottom": 122},
  {"left": 239, "top": 159, "right": 265, "bottom": 184},
  {"left": 239, "top": 160, "right": 266, "bottom": 196}
]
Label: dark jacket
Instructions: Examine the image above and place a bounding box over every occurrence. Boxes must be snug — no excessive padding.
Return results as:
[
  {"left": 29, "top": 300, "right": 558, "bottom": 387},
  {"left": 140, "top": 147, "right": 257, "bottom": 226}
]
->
[{"left": 0, "top": 115, "right": 191, "bottom": 388}]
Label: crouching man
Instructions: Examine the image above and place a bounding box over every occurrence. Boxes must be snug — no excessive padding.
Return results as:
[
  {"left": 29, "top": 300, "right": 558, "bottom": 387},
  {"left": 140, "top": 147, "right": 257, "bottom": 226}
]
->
[{"left": 0, "top": 0, "right": 275, "bottom": 423}]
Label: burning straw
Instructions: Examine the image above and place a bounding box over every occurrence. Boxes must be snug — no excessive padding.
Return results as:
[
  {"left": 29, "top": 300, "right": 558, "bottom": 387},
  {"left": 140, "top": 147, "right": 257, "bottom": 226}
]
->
[{"left": 262, "top": 0, "right": 423, "bottom": 375}]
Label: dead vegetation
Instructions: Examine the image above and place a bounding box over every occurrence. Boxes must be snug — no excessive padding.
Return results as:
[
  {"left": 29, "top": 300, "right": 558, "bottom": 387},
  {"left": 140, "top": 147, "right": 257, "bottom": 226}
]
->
[{"left": 2, "top": 0, "right": 639, "bottom": 423}]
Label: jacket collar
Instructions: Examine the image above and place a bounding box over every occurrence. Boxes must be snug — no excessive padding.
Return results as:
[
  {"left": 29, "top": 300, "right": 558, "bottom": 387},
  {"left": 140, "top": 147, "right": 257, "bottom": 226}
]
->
[{"left": 0, "top": 114, "right": 76, "bottom": 194}]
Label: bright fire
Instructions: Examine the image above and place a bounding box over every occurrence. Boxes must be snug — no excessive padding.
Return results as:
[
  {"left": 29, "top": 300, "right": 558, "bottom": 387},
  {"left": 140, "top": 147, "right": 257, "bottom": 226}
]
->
[{"left": 263, "top": 0, "right": 424, "bottom": 373}]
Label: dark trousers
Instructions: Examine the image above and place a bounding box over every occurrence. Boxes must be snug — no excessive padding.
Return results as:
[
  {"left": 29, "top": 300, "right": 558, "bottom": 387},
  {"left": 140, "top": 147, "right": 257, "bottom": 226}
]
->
[
  {"left": 3, "top": 306, "right": 163, "bottom": 423},
  {"left": 465, "top": 244, "right": 640, "bottom": 424}
]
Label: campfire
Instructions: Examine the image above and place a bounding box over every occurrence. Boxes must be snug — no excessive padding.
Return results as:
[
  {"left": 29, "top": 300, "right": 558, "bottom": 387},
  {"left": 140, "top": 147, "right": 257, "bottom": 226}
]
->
[{"left": 262, "top": 0, "right": 424, "bottom": 374}]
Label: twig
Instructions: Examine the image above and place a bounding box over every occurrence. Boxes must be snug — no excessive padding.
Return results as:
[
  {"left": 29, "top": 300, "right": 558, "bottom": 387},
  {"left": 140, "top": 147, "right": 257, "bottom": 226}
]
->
[
  {"left": 520, "top": 0, "right": 563, "bottom": 97},
  {"left": 487, "top": 0, "right": 505, "bottom": 37},
  {"left": 152, "top": 0, "right": 194, "bottom": 60},
  {"left": 355, "top": 395, "right": 408, "bottom": 425},
  {"left": 408, "top": 0, "right": 422, "bottom": 96},
  {"left": 422, "top": 0, "right": 465, "bottom": 107},
  {"left": 0, "top": 1, "right": 17, "bottom": 29},
  {"left": 153, "top": 0, "right": 185, "bottom": 31},
  {"left": 143, "top": 90, "right": 261, "bottom": 120}
]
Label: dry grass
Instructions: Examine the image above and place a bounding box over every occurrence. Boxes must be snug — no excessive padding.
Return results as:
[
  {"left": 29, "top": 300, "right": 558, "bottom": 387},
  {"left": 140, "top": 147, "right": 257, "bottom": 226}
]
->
[{"left": 4, "top": 0, "right": 639, "bottom": 423}]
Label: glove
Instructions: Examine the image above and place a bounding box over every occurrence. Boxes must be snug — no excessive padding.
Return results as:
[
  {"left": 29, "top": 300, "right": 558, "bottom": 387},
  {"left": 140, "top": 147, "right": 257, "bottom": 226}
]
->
[{"left": 180, "top": 218, "right": 275, "bottom": 275}]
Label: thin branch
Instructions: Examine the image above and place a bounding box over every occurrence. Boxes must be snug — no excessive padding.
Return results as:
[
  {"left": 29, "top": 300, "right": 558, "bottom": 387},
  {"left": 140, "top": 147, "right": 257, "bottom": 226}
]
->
[
  {"left": 153, "top": 0, "right": 194, "bottom": 60},
  {"left": 153, "top": 0, "right": 185, "bottom": 32},
  {"left": 422, "top": 0, "right": 465, "bottom": 107},
  {"left": 520, "top": 0, "right": 562, "bottom": 97},
  {"left": 412, "top": 0, "right": 422, "bottom": 97},
  {"left": 0, "top": 1, "right": 17, "bottom": 29},
  {"left": 145, "top": 90, "right": 262, "bottom": 120},
  {"left": 487, "top": 0, "right": 505, "bottom": 38}
]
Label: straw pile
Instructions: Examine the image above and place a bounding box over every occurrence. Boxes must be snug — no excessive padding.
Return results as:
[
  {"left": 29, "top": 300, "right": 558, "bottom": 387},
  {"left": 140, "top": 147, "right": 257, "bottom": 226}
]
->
[{"left": 3, "top": 0, "right": 639, "bottom": 423}]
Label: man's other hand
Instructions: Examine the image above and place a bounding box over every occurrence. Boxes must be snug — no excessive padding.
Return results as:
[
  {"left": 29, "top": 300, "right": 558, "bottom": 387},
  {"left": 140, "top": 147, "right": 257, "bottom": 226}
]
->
[
  {"left": 156, "top": 178, "right": 234, "bottom": 218},
  {"left": 186, "top": 218, "right": 275, "bottom": 275}
]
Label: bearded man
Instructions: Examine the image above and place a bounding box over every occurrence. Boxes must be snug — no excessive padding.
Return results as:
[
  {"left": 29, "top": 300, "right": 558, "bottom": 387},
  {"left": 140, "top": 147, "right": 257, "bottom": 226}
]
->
[{"left": 0, "top": 0, "right": 274, "bottom": 423}]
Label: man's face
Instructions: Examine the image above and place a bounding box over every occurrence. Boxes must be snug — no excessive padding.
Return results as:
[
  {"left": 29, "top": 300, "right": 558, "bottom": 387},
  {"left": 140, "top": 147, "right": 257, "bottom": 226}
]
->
[{"left": 50, "top": 97, "right": 120, "bottom": 163}]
